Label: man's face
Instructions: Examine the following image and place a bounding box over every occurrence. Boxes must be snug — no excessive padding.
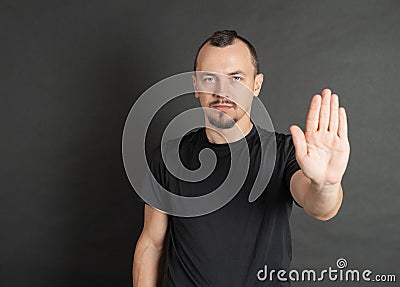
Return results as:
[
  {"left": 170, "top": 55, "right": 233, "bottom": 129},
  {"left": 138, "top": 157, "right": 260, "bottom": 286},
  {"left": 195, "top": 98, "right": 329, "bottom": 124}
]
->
[{"left": 193, "top": 40, "right": 263, "bottom": 129}]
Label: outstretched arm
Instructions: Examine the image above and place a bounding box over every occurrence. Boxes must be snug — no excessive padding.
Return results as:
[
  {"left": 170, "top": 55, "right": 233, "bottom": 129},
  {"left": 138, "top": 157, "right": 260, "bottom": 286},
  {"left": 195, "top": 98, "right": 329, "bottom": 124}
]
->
[{"left": 289, "top": 88, "right": 350, "bottom": 221}]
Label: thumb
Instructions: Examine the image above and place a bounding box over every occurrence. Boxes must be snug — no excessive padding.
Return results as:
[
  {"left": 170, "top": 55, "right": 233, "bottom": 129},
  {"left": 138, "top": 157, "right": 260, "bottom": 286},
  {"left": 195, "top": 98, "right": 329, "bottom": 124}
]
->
[{"left": 290, "top": 125, "right": 307, "bottom": 160}]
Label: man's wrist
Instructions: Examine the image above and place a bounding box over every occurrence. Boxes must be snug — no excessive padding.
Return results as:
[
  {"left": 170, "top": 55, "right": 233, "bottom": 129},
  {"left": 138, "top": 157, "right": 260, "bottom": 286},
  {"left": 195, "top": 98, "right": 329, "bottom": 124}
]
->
[{"left": 311, "top": 180, "right": 341, "bottom": 194}]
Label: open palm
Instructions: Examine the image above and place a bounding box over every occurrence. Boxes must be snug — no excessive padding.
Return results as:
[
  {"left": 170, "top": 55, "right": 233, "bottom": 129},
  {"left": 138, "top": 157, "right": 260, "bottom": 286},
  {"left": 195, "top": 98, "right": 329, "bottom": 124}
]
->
[{"left": 290, "top": 89, "right": 350, "bottom": 187}]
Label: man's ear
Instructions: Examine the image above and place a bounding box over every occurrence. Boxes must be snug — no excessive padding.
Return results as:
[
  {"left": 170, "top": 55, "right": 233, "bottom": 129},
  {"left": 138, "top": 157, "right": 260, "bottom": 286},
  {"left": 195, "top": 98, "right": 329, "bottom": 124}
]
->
[
  {"left": 192, "top": 74, "right": 199, "bottom": 98},
  {"left": 253, "top": 73, "right": 264, "bottom": 97}
]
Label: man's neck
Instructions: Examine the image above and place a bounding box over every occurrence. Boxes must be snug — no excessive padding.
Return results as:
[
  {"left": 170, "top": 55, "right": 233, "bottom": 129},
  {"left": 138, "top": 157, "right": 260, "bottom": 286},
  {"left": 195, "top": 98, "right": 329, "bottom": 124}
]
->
[{"left": 205, "top": 120, "right": 253, "bottom": 144}]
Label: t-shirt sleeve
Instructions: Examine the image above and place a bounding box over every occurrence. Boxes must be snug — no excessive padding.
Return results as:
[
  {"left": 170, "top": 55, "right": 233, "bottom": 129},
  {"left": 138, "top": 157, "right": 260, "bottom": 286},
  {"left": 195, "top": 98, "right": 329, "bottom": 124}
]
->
[
  {"left": 283, "top": 135, "right": 302, "bottom": 207},
  {"left": 135, "top": 145, "right": 166, "bottom": 206},
  {"left": 283, "top": 135, "right": 301, "bottom": 188}
]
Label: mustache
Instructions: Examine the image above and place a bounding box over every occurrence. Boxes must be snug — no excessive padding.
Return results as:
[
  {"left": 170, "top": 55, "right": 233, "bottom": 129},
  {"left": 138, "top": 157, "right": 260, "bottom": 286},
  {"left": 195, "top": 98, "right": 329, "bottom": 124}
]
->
[{"left": 209, "top": 99, "right": 237, "bottom": 107}]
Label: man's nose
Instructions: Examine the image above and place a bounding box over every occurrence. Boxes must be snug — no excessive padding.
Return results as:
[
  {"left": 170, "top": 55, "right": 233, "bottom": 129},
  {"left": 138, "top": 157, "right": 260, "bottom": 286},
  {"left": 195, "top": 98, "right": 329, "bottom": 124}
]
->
[{"left": 213, "top": 78, "right": 230, "bottom": 99}]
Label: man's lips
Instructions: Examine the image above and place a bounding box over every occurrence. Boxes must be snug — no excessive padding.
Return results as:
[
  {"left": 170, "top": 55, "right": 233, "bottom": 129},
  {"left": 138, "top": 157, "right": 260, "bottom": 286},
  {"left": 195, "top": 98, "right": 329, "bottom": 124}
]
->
[
  {"left": 212, "top": 105, "right": 233, "bottom": 111},
  {"left": 211, "top": 104, "right": 234, "bottom": 111}
]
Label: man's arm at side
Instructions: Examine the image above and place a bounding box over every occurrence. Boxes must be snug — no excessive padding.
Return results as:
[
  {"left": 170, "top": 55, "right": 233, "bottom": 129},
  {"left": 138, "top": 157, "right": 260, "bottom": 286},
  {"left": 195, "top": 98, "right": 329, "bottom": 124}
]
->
[
  {"left": 290, "top": 169, "right": 343, "bottom": 221},
  {"left": 133, "top": 204, "right": 169, "bottom": 287}
]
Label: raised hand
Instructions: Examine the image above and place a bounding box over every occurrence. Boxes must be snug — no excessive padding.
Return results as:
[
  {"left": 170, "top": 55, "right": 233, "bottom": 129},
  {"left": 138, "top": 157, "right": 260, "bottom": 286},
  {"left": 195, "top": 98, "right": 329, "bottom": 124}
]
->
[{"left": 290, "top": 89, "right": 350, "bottom": 189}]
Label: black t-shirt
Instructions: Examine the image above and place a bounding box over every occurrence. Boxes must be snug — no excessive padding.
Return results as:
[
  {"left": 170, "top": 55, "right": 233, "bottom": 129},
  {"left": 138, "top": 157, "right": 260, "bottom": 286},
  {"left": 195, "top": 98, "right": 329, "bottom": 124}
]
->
[{"left": 142, "top": 125, "right": 301, "bottom": 287}]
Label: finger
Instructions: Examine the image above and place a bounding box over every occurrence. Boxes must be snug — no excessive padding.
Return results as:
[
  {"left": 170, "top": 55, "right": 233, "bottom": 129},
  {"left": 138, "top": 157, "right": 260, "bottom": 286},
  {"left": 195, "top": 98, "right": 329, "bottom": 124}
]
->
[
  {"left": 290, "top": 125, "right": 307, "bottom": 160},
  {"left": 338, "top": 107, "right": 348, "bottom": 139},
  {"left": 328, "top": 94, "right": 339, "bottom": 132},
  {"left": 305, "top": 94, "right": 321, "bottom": 132},
  {"left": 318, "top": 88, "right": 331, "bottom": 131}
]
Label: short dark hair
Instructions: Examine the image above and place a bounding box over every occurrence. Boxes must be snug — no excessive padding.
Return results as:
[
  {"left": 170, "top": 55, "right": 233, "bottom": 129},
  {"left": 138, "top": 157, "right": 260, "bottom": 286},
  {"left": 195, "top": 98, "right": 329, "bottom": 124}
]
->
[{"left": 194, "top": 30, "right": 260, "bottom": 75}]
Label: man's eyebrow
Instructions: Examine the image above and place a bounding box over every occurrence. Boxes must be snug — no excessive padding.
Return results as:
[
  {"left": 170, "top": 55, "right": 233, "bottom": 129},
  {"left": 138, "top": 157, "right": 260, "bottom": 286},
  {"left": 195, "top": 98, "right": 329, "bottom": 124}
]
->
[
  {"left": 200, "top": 72, "right": 216, "bottom": 76},
  {"left": 227, "top": 70, "right": 247, "bottom": 76},
  {"left": 196, "top": 71, "right": 247, "bottom": 76}
]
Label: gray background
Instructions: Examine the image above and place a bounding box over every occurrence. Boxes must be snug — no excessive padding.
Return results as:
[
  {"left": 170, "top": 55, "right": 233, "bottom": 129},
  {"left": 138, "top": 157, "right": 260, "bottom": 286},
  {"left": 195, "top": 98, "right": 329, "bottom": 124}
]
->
[{"left": 1, "top": 0, "right": 399, "bottom": 286}]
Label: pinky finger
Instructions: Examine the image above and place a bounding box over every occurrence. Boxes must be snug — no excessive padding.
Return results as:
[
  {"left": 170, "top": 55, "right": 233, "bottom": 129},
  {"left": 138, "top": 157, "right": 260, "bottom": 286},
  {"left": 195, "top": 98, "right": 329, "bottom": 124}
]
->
[{"left": 338, "top": 107, "right": 348, "bottom": 139}]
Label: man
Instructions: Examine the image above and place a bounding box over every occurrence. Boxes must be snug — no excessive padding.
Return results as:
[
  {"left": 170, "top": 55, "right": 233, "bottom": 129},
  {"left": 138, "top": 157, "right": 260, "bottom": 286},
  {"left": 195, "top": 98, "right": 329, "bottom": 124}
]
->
[{"left": 133, "top": 30, "right": 350, "bottom": 286}]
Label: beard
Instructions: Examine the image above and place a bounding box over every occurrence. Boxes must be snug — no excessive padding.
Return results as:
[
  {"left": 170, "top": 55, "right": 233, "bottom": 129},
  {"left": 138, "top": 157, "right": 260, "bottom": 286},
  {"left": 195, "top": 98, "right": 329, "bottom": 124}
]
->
[
  {"left": 206, "top": 99, "right": 240, "bottom": 129},
  {"left": 206, "top": 110, "right": 237, "bottom": 129}
]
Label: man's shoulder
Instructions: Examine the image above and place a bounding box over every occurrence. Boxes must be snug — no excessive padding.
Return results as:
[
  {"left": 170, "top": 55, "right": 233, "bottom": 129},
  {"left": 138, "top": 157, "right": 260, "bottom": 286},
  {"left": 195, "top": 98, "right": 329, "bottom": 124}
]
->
[
  {"left": 166, "top": 127, "right": 203, "bottom": 146},
  {"left": 274, "top": 131, "right": 293, "bottom": 145},
  {"left": 254, "top": 126, "right": 292, "bottom": 145},
  {"left": 154, "top": 128, "right": 204, "bottom": 155},
  {"left": 253, "top": 127, "right": 295, "bottom": 161}
]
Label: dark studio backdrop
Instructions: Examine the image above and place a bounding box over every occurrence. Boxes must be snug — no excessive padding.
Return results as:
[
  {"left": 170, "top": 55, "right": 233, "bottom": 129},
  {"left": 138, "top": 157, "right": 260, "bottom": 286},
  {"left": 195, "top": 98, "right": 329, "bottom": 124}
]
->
[{"left": 1, "top": 1, "right": 399, "bottom": 286}]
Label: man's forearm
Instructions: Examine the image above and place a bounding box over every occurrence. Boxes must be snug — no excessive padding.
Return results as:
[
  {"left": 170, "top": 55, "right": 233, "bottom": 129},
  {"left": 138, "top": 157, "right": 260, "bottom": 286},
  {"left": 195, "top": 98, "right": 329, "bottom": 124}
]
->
[
  {"left": 133, "top": 237, "right": 163, "bottom": 287},
  {"left": 291, "top": 170, "right": 343, "bottom": 221},
  {"left": 304, "top": 181, "right": 343, "bottom": 220}
]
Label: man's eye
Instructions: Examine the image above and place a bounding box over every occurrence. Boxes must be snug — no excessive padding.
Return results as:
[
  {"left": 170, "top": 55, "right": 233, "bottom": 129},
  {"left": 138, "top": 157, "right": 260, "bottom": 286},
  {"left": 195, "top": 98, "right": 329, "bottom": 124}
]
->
[
  {"left": 233, "top": 76, "right": 241, "bottom": 81},
  {"left": 205, "top": 77, "right": 216, "bottom": 83}
]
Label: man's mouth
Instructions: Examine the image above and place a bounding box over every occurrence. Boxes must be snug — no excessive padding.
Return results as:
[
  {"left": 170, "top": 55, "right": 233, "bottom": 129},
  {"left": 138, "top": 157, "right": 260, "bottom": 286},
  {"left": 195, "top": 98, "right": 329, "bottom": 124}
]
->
[
  {"left": 212, "top": 104, "right": 233, "bottom": 111},
  {"left": 211, "top": 100, "right": 235, "bottom": 111}
]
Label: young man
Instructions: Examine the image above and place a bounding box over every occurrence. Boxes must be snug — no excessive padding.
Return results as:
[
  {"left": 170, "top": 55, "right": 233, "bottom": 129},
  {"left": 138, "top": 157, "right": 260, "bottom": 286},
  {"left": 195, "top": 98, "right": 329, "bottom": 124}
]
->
[{"left": 133, "top": 30, "right": 350, "bottom": 286}]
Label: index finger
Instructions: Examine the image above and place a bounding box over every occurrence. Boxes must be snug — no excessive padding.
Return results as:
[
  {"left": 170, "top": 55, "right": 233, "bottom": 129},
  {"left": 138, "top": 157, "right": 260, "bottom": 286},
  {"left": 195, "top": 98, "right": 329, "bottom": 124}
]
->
[{"left": 305, "top": 94, "right": 322, "bottom": 132}]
